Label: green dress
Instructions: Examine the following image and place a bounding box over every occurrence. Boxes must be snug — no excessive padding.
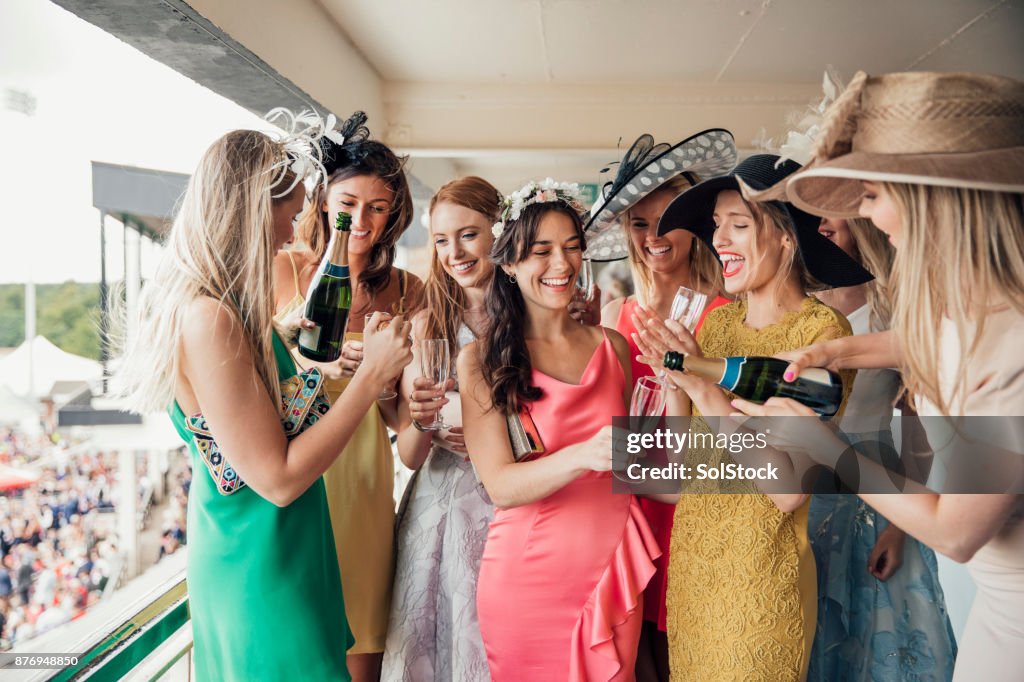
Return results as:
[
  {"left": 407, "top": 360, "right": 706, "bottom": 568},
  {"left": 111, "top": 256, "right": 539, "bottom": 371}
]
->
[{"left": 169, "top": 334, "right": 353, "bottom": 681}]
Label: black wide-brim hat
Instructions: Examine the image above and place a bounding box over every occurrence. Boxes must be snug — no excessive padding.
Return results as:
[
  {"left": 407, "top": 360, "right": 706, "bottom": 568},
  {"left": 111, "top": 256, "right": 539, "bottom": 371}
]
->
[{"left": 657, "top": 154, "right": 873, "bottom": 288}]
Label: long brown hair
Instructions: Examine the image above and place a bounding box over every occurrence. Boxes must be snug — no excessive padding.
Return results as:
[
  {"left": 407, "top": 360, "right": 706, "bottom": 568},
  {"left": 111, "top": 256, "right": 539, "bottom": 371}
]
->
[
  {"left": 295, "top": 140, "right": 413, "bottom": 312},
  {"left": 423, "top": 177, "right": 502, "bottom": 359},
  {"left": 481, "top": 201, "right": 587, "bottom": 415}
]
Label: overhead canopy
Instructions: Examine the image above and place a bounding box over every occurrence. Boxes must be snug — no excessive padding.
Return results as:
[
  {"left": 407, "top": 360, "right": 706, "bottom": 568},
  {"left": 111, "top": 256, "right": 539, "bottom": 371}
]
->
[{"left": 92, "top": 161, "right": 190, "bottom": 240}]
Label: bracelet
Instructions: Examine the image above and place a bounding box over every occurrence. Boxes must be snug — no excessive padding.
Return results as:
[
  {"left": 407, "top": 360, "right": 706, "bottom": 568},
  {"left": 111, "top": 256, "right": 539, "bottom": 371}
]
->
[{"left": 412, "top": 420, "right": 431, "bottom": 433}]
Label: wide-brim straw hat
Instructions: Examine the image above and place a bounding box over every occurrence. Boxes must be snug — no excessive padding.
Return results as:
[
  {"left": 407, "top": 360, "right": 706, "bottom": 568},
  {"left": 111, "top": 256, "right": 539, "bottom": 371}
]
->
[
  {"left": 584, "top": 129, "right": 738, "bottom": 261},
  {"left": 658, "top": 154, "right": 873, "bottom": 288},
  {"left": 747, "top": 71, "right": 1024, "bottom": 218}
]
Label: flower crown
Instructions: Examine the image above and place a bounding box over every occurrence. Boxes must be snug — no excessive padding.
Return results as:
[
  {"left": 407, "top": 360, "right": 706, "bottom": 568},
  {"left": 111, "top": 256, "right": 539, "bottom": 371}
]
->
[{"left": 492, "top": 178, "right": 585, "bottom": 238}]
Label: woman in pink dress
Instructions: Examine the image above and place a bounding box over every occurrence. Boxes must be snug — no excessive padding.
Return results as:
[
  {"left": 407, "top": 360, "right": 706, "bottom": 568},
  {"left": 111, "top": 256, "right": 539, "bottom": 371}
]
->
[{"left": 459, "top": 180, "right": 660, "bottom": 681}]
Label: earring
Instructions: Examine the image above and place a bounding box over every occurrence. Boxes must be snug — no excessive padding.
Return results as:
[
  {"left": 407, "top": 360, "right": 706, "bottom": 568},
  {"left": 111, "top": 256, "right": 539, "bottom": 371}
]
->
[{"left": 508, "top": 273, "right": 517, "bottom": 284}]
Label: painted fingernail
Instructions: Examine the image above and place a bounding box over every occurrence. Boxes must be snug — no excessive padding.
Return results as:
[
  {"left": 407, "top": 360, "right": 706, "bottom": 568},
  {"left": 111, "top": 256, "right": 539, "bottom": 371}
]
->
[{"left": 783, "top": 371, "right": 794, "bottom": 381}]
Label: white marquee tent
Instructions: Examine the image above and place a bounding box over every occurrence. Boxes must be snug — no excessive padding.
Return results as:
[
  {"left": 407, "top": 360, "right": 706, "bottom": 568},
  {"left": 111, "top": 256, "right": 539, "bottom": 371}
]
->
[{"left": 0, "top": 335, "right": 103, "bottom": 398}]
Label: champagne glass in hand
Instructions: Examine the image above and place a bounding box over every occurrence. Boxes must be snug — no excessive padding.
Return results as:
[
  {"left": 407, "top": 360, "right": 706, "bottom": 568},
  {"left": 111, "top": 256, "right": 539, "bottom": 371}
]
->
[
  {"left": 615, "top": 376, "right": 666, "bottom": 482},
  {"left": 669, "top": 285, "right": 709, "bottom": 333},
  {"left": 574, "top": 258, "right": 595, "bottom": 304},
  {"left": 649, "top": 285, "right": 708, "bottom": 386},
  {"left": 419, "top": 339, "right": 452, "bottom": 430}
]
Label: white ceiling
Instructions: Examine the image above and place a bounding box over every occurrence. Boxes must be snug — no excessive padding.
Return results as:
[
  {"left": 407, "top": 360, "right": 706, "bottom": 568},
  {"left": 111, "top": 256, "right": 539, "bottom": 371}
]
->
[
  {"left": 320, "top": 0, "right": 1023, "bottom": 83},
  {"left": 313, "top": 0, "right": 1024, "bottom": 190}
]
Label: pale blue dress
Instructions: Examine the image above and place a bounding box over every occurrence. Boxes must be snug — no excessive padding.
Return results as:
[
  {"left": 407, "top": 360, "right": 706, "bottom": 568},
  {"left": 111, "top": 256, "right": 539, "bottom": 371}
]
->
[{"left": 808, "top": 305, "right": 957, "bottom": 682}]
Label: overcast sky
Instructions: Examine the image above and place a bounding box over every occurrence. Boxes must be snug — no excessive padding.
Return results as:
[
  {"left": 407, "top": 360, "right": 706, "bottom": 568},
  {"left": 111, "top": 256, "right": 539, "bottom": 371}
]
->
[{"left": 0, "top": 0, "right": 273, "bottom": 283}]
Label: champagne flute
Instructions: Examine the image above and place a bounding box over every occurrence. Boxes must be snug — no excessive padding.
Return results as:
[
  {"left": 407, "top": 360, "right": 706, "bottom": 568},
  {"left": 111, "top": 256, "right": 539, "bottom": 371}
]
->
[
  {"left": 615, "top": 376, "right": 666, "bottom": 482},
  {"left": 365, "top": 314, "right": 398, "bottom": 400},
  {"left": 653, "top": 286, "right": 709, "bottom": 387},
  {"left": 574, "top": 258, "right": 595, "bottom": 304},
  {"left": 419, "top": 339, "right": 452, "bottom": 430},
  {"left": 669, "top": 285, "right": 709, "bottom": 333}
]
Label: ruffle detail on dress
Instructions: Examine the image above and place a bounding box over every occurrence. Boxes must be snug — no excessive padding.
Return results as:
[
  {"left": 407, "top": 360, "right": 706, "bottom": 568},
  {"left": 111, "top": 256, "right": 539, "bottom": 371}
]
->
[{"left": 569, "top": 497, "right": 661, "bottom": 681}]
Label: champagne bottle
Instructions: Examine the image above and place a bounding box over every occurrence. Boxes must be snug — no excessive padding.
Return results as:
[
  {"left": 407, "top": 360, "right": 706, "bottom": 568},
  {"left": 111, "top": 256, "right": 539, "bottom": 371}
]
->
[
  {"left": 298, "top": 212, "right": 353, "bottom": 362},
  {"left": 663, "top": 352, "right": 843, "bottom": 416}
]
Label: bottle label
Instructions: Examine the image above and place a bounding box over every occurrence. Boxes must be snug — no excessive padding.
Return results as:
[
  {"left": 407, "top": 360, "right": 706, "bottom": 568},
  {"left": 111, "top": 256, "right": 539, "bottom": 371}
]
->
[
  {"left": 797, "top": 367, "right": 836, "bottom": 386},
  {"left": 298, "top": 325, "right": 321, "bottom": 350},
  {"left": 720, "top": 356, "right": 744, "bottom": 392},
  {"left": 324, "top": 263, "right": 349, "bottom": 278}
]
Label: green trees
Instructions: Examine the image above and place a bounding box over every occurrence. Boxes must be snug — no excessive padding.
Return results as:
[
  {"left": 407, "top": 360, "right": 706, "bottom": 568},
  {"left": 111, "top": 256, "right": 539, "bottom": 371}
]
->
[{"left": 0, "top": 282, "right": 101, "bottom": 359}]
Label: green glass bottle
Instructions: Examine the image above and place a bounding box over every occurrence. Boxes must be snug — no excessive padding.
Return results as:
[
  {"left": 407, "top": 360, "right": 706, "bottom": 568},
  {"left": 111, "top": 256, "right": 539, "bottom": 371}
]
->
[
  {"left": 298, "top": 212, "right": 353, "bottom": 362},
  {"left": 663, "top": 352, "right": 844, "bottom": 416}
]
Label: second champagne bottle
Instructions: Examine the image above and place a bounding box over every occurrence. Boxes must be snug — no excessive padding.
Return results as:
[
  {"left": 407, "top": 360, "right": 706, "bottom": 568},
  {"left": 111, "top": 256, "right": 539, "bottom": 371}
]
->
[{"left": 663, "top": 351, "right": 844, "bottom": 416}]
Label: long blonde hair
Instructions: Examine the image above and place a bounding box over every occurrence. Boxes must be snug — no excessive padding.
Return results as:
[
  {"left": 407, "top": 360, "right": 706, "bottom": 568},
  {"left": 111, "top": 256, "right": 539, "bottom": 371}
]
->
[
  {"left": 423, "top": 176, "right": 501, "bottom": 360},
  {"left": 847, "top": 217, "right": 895, "bottom": 331},
  {"left": 886, "top": 183, "right": 1024, "bottom": 414},
  {"left": 625, "top": 175, "right": 723, "bottom": 305},
  {"left": 117, "top": 130, "right": 298, "bottom": 413}
]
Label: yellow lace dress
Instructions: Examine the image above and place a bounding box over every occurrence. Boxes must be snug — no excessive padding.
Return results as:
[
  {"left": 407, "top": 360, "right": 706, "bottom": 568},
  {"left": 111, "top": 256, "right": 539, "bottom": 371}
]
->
[{"left": 666, "top": 297, "right": 855, "bottom": 682}]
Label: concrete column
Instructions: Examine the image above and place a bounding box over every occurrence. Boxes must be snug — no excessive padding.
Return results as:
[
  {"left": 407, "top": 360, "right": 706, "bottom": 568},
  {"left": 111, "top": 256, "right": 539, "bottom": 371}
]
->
[{"left": 125, "top": 222, "right": 141, "bottom": 345}]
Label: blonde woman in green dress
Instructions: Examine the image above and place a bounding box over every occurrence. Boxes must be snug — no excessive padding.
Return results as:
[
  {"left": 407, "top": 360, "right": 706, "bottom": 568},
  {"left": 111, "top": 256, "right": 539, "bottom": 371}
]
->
[{"left": 116, "top": 119, "right": 413, "bottom": 681}]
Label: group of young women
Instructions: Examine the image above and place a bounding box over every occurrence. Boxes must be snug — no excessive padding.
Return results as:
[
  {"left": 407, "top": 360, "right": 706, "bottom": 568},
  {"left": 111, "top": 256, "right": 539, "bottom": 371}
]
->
[{"left": 117, "top": 69, "right": 1023, "bottom": 681}]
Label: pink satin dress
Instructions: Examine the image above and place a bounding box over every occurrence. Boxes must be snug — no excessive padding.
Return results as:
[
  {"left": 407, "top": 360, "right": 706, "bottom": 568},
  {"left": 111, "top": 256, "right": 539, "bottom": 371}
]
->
[{"left": 476, "top": 331, "right": 660, "bottom": 681}]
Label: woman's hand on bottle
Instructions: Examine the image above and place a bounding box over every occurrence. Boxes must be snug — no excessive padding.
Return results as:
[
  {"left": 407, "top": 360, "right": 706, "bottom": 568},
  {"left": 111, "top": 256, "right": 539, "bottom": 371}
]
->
[
  {"left": 729, "top": 396, "right": 841, "bottom": 465},
  {"left": 408, "top": 376, "right": 453, "bottom": 425},
  {"left": 275, "top": 306, "right": 306, "bottom": 340},
  {"left": 775, "top": 342, "right": 842, "bottom": 382},
  {"left": 358, "top": 313, "right": 412, "bottom": 391}
]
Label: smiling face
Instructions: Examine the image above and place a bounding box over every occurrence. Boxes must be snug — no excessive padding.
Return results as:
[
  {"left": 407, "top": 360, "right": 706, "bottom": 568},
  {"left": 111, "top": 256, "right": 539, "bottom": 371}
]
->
[
  {"left": 430, "top": 200, "right": 495, "bottom": 289},
  {"left": 817, "top": 216, "right": 858, "bottom": 259},
  {"left": 712, "top": 190, "right": 790, "bottom": 296},
  {"left": 627, "top": 187, "right": 696, "bottom": 274},
  {"left": 271, "top": 184, "right": 305, "bottom": 252},
  {"left": 858, "top": 181, "right": 902, "bottom": 248},
  {"left": 322, "top": 174, "right": 394, "bottom": 257},
  {"left": 503, "top": 209, "right": 583, "bottom": 311}
]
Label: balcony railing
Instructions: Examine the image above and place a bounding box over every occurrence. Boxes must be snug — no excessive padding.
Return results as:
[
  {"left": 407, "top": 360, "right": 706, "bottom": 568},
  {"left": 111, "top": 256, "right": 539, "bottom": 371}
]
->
[{"left": 3, "top": 550, "right": 192, "bottom": 682}]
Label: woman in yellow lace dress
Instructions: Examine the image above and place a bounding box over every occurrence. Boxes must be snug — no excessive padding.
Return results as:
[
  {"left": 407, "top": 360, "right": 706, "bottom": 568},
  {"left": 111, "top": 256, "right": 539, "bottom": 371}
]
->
[{"left": 632, "top": 155, "right": 872, "bottom": 681}]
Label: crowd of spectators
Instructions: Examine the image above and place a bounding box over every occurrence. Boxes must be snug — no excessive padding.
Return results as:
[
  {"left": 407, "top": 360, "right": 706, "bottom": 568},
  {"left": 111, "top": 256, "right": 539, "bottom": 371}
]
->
[{"left": 0, "top": 428, "right": 119, "bottom": 650}]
